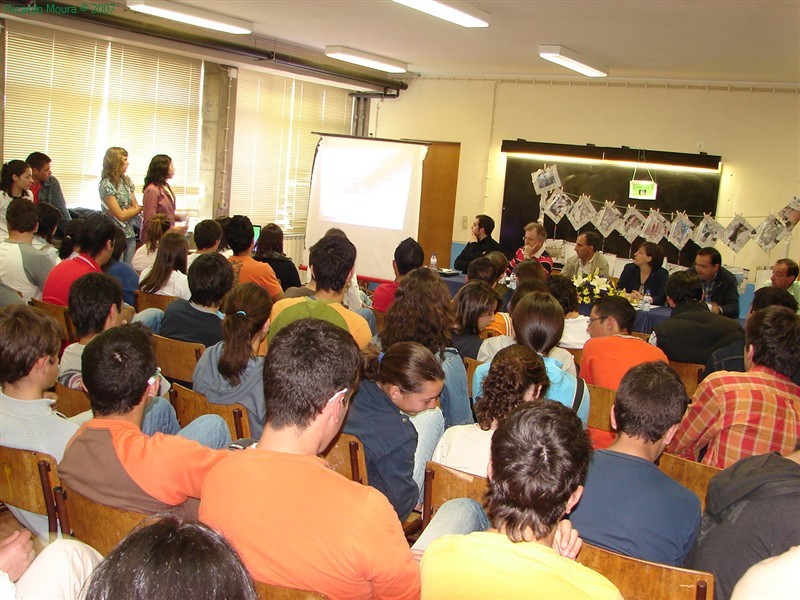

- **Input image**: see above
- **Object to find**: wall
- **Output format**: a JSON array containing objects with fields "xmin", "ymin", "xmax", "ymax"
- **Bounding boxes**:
[{"xmin": 369, "ymin": 79, "xmax": 800, "ymax": 276}]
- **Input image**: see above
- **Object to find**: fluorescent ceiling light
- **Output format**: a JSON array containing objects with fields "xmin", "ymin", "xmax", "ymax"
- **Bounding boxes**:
[
  {"xmin": 538, "ymin": 45, "xmax": 608, "ymax": 78},
  {"xmin": 126, "ymin": 0, "xmax": 253, "ymax": 35},
  {"xmin": 507, "ymin": 153, "xmax": 721, "ymax": 175},
  {"xmin": 324, "ymin": 47, "xmax": 407, "ymax": 74},
  {"xmin": 392, "ymin": 0, "xmax": 489, "ymax": 28}
]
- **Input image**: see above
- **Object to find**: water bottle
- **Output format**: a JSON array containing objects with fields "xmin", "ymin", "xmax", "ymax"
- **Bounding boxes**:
[
  {"xmin": 429, "ymin": 253, "xmax": 438, "ymax": 270},
  {"xmin": 642, "ymin": 289, "xmax": 653, "ymax": 312}
]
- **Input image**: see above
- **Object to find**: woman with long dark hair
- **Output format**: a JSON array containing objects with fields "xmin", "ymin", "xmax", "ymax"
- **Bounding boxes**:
[
  {"xmin": 132, "ymin": 213, "xmax": 170, "ymax": 274},
  {"xmin": 58, "ymin": 217, "xmax": 85, "ymax": 261},
  {"xmin": 1, "ymin": 160, "xmax": 34, "ymax": 241},
  {"xmin": 142, "ymin": 154, "xmax": 185, "ymax": 238},
  {"xmin": 99, "ymin": 147, "xmax": 142, "ymax": 263},
  {"xmin": 253, "ymin": 223, "xmax": 301, "ymax": 290},
  {"xmin": 139, "ymin": 231, "xmax": 190, "ymax": 299},
  {"xmin": 451, "ymin": 281, "xmax": 499, "ymax": 360}
]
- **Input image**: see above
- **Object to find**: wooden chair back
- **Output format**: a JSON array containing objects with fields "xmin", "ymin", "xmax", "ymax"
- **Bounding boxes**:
[
  {"xmin": 54, "ymin": 382, "xmax": 91, "ymax": 418},
  {"xmin": 320, "ymin": 432, "xmax": 368, "ymax": 485},
  {"xmin": 669, "ymin": 361, "xmax": 704, "ymax": 396},
  {"xmin": 587, "ymin": 384, "xmax": 616, "ymax": 433},
  {"xmin": 577, "ymin": 542, "xmax": 714, "ymax": 600},
  {"xmin": 421, "ymin": 461, "xmax": 489, "ymax": 529},
  {"xmin": 658, "ymin": 452, "xmax": 721, "ymax": 511},
  {"xmin": 169, "ymin": 383, "xmax": 251, "ymax": 440},
  {"xmin": 254, "ymin": 581, "xmax": 326, "ymax": 600},
  {"xmin": 565, "ymin": 347, "xmax": 583, "ymax": 368},
  {"xmin": 0, "ymin": 446, "xmax": 60, "ymax": 537},
  {"xmin": 463, "ymin": 358, "xmax": 482, "ymax": 398},
  {"xmin": 631, "ymin": 331, "xmax": 651, "ymax": 342},
  {"xmin": 134, "ymin": 290, "xmax": 179, "ymax": 312},
  {"xmin": 53, "ymin": 484, "xmax": 148, "ymax": 556},
  {"xmin": 151, "ymin": 334, "xmax": 204, "ymax": 384},
  {"xmin": 29, "ymin": 298, "xmax": 75, "ymax": 345}
]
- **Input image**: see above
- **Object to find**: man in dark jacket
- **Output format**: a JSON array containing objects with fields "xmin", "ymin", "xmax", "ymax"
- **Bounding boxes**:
[
  {"xmin": 691, "ymin": 247, "xmax": 740, "ymax": 318},
  {"xmin": 453, "ymin": 214, "xmax": 502, "ymax": 273},
  {"xmin": 651, "ymin": 271, "xmax": 743, "ymax": 364}
]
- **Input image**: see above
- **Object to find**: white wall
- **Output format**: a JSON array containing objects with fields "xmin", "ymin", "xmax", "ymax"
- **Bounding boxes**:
[{"xmin": 370, "ymin": 79, "xmax": 800, "ymax": 276}]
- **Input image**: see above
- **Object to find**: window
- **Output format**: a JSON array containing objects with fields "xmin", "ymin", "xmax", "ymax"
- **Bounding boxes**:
[
  {"xmin": 230, "ymin": 69, "xmax": 354, "ymax": 233},
  {"xmin": 3, "ymin": 21, "xmax": 202, "ymax": 214}
]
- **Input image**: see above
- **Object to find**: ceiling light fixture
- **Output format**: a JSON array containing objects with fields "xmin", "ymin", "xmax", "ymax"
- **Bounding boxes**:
[
  {"xmin": 324, "ymin": 47, "xmax": 408, "ymax": 74},
  {"xmin": 538, "ymin": 45, "xmax": 608, "ymax": 78},
  {"xmin": 392, "ymin": 0, "xmax": 489, "ymax": 28},
  {"xmin": 126, "ymin": 0, "xmax": 254, "ymax": 35}
]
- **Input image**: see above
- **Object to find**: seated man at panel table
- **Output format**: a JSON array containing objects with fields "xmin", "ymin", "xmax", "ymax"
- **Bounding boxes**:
[
  {"xmin": 581, "ymin": 295, "xmax": 668, "ymax": 390},
  {"xmin": 650, "ymin": 270, "xmax": 743, "ymax": 365},
  {"xmin": 58, "ymin": 325, "xmax": 230, "ymax": 518},
  {"xmin": 569, "ymin": 362, "xmax": 700, "ymax": 566},
  {"xmin": 766, "ymin": 258, "xmax": 800, "ymax": 313},
  {"xmin": 372, "ymin": 237, "xmax": 424, "ymax": 313},
  {"xmin": 200, "ymin": 319, "xmax": 419, "ymax": 599},
  {"xmin": 669, "ymin": 306, "xmax": 800, "ymax": 468},
  {"xmin": 507, "ymin": 221, "xmax": 554, "ymax": 276},
  {"xmin": 453, "ymin": 214, "xmax": 502, "ymax": 274},
  {"xmin": 690, "ymin": 246, "xmax": 740, "ymax": 318},
  {"xmin": 559, "ymin": 231, "xmax": 611, "ymax": 280}
]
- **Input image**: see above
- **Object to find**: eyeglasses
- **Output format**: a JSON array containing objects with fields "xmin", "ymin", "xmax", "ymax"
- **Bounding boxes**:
[
  {"xmin": 588, "ymin": 316, "xmax": 607, "ymax": 324},
  {"xmin": 147, "ymin": 367, "xmax": 162, "ymax": 387}
]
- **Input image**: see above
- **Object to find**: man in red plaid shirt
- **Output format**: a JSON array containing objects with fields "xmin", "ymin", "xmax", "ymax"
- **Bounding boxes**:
[{"xmin": 669, "ymin": 306, "xmax": 800, "ymax": 468}]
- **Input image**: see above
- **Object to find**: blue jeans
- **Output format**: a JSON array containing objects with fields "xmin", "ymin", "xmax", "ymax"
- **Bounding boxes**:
[
  {"xmin": 354, "ymin": 306, "xmax": 377, "ymax": 336},
  {"xmin": 410, "ymin": 407, "xmax": 445, "ymax": 503},
  {"xmin": 141, "ymin": 397, "xmax": 230, "ymax": 449},
  {"xmin": 132, "ymin": 307, "xmax": 163, "ymax": 334},
  {"xmin": 440, "ymin": 349, "xmax": 475, "ymax": 428},
  {"xmin": 123, "ymin": 237, "xmax": 137, "ymax": 264},
  {"xmin": 411, "ymin": 498, "xmax": 490, "ymax": 552}
]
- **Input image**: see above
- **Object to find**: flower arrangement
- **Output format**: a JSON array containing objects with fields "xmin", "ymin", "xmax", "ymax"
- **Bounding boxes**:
[{"xmin": 573, "ymin": 271, "xmax": 620, "ymax": 305}]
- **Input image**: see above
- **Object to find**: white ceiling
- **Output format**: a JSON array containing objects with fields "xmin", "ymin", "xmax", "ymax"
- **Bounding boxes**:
[{"xmin": 173, "ymin": 0, "xmax": 800, "ymax": 85}]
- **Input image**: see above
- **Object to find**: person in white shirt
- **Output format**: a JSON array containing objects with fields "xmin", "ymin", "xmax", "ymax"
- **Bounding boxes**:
[
  {"xmin": 0, "ymin": 198, "xmax": 55, "ymax": 301},
  {"xmin": 139, "ymin": 231, "xmax": 190, "ymax": 300}
]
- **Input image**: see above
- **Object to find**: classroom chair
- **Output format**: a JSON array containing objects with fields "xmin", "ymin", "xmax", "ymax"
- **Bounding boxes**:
[
  {"xmin": 319, "ymin": 432, "xmax": 368, "ymax": 485},
  {"xmin": 0, "ymin": 446, "xmax": 60, "ymax": 539},
  {"xmin": 134, "ymin": 290, "xmax": 179, "ymax": 313},
  {"xmin": 151, "ymin": 334, "xmax": 204, "ymax": 386},
  {"xmin": 53, "ymin": 382, "xmax": 91, "ymax": 418},
  {"xmin": 657, "ymin": 452, "xmax": 722, "ymax": 511},
  {"xmin": 421, "ymin": 461, "xmax": 489, "ymax": 530},
  {"xmin": 669, "ymin": 361, "xmax": 705, "ymax": 396},
  {"xmin": 29, "ymin": 297, "xmax": 75, "ymax": 346},
  {"xmin": 169, "ymin": 383, "xmax": 251, "ymax": 440}
]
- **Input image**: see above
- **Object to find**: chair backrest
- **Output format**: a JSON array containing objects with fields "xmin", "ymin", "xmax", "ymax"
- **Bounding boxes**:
[
  {"xmin": 463, "ymin": 358, "xmax": 482, "ymax": 398},
  {"xmin": 421, "ymin": 461, "xmax": 489, "ymax": 529},
  {"xmin": 0, "ymin": 446, "xmax": 60, "ymax": 537},
  {"xmin": 134, "ymin": 290, "xmax": 179, "ymax": 312},
  {"xmin": 668, "ymin": 361, "xmax": 704, "ymax": 396},
  {"xmin": 54, "ymin": 382, "xmax": 91, "ymax": 418},
  {"xmin": 169, "ymin": 383, "xmax": 251, "ymax": 440},
  {"xmin": 577, "ymin": 542, "xmax": 714, "ymax": 600},
  {"xmin": 587, "ymin": 384, "xmax": 616, "ymax": 433},
  {"xmin": 29, "ymin": 297, "xmax": 74, "ymax": 345},
  {"xmin": 320, "ymin": 432, "xmax": 368, "ymax": 485},
  {"xmin": 53, "ymin": 484, "xmax": 148, "ymax": 556},
  {"xmin": 151, "ymin": 334, "xmax": 204, "ymax": 383},
  {"xmin": 630, "ymin": 331, "xmax": 651, "ymax": 342},
  {"xmin": 565, "ymin": 347, "xmax": 583, "ymax": 367},
  {"xmin": 657, "ymin": 452, "xmax": 721, "ymax": 511},
  {"xmin": 253, "ymin": 581, "xmax": 326, "ymax": 600}
]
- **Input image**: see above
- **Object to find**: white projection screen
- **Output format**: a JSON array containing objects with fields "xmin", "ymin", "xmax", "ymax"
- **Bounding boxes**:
[{"xmin": 306, "ymin": 135, "xmax": 429, "ymax": 281}]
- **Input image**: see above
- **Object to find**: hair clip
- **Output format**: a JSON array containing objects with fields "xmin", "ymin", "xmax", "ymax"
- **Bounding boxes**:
[
  {"xmin": 378, "ymin": 351, "xmax": 385, "ymax": 363},
  {"xmin": 236, "ymin": 310, "xmax": 247, "ymax": 316}
]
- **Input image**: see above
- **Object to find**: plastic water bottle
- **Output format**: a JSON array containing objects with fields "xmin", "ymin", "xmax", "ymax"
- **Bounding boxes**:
[
  {"xmin": 642, "ymin": 289, "xmax": 653, "ymax": 312},
  {"xmin": 429, "ymin": 253, "xmax": 438, "ymax": 270}
]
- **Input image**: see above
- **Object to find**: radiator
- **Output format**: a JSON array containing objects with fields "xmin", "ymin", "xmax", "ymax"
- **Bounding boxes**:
[{"xmin": 284, "ymin": 234, "xmax": 307, "ymax": 281}]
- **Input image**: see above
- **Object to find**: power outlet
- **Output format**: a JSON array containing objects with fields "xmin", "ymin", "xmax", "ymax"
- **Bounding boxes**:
[{"xmin": 462, "ymin": 216, "xmax": 469, "ymax": 229}]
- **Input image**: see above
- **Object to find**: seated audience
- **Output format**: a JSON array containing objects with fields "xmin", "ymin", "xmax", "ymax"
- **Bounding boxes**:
[
  {"xmin": 27, "ymin": 151, "xmax": 71, "ymax": 232},
  {"xmin": 84, "ymin": 515, "xmax": 257, "ymax": 600},
  {"xmin": 43, "ymin": 212, "xmax": 116, "ymax": 306},
  {"xmin": 486, "ymin": 251, "xmax": 511, "ymax": 302},
  {"xmin": 670, "ymin": 306, "xmax": 800, "ymax": 468},
  {"xmin": 187, "ymin": 219, "xmax": 222, "ymax": 267},
  {"xmin": 651, "ymin": 270, "xmax": 743, "ymax": 364},
  {"xmin": 160, "ymin": 253, "xmax": 234, "ymax": 347},
  {"xmin": 704, "ymin": 286, "xmax": 799, "ymax": 384},
  {"xmin": 569, "ymin": 362, "xmax": 700, "ymax": 566},
  {"xmin": 270, "ymin": 233, "xmax": 371, "ymax": 348},
  {"xmin": 766, "ymin": 258, "xmax": 800, "ymax": 312},
  {"xmin": 420, "ymin": 402, "xmax": 620, "ymax": 599},
  {"xmin": 468, "ymin": 256, "xmax": 511, "ymax": 338},
  {"xmin": 691, "ymin": 247, "xmax": 740, "ymax": 318},
  {"xmin": 132, "ymin": 213, "xmax": 170, "ymax": 274},
  {"xmin": 581, "ymin": 295, "xmax": 668, "ymax": 390},
  {"xmin": 57, "ymin": 217, "xmax": 85, "ymax": 261},
  {"xmin": 0, "ymin": 159, "xmax": 34, "ymax": 242},
  {"xmin": 215, "ymin": 216, "xmax": 232, "ymax": 257},
  {"xmin": 507, "ymin": 221, "xmax": 554, "ymax": 276},
  {"xmin": 559, "ymin": 231, "xmax": 611, "ymax": 279},
  {"xmin": 139, "ymin": 231, "xmax": 190, "ymax": 299},
  {"xmin": 379, "ymin": 267, "xmax": 473, "ymax": 428},
  {"xmin": 473, "ymin": 292, "xmax": 588, "ymax": 425},
  {"xmin": 323, "ymin": 227, "xmax": 367, "ymax": 313},
  {"xmin": 548, "ymin": 274, "xmax": 590, "ymax": 349},
  {"xmin": 685, "ymin": 448, "xmax": 800, "ymax": 600},
  {"xmin": 32, "ymin": 201, "xmax": 61, "ymax": 263},
  {"xmin": 0, "ymin": 281, "xmax": 25, "ymax": 307},
  {"xmin": 617, "ymin": 242, "xmax": 669, "ymax": 305},
  {"xmin": 343, "ymin": 342, "xmax": 445, "ymax": 521},
  {"xmin": 454, "ymin": 214, "xmax": 501, "ymax": 273},
  {"xmin": 450, "ymin": 281, "xmax": 499, "ymax": 360},
  {"xmin": 432, "ymin": 344, "xmax": 548, "ymax": 477},
  {"xmin": 103, "ymin": 226, "xmax": 140, "ymax": 306},
  {"xmin": 0, "ymin": 198, "xmax": 54, "ymax": 301},
  {"xmin": 194, "ymin": 283, "xmax": 272, "ymax": 439},
  {"xmin": 58, "ymin": 324, "xmax": 231, "ymax": 517},
  {"xmin": 253, "ymin": 223, "xmax": 301, "ymax": 291},
  {"xmin": 226, "ymin": 215, "xmax": 282, "ymax": 299},
  {"xmin": 200, "ymin": 319, "xmax": 419, "ymax": 598},
  {"xmin": 372, "ymin": 237, "xmax": 424, "ymax": 313}
]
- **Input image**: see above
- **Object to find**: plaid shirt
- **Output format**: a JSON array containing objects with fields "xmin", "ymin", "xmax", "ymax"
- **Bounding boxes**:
[
  {"xmin": 700, "ymin": 275, "xmax": 716, "ymax": 304},
  {"xmin": 669, "ymin": 366, "xmax": 800, "ymax": 468}
]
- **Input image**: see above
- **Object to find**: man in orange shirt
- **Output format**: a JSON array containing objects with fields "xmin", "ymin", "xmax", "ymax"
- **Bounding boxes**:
[
  {"xmin": 581, "ymin": 295, "xmax": 667, "ymax": 390},
  {"xmin": 200, "ymin": 319, "xmax": 419, "ymax": 599},
  {"xmin": 226, "ymin": 215, "xmax": 283, "ymax": 300}
]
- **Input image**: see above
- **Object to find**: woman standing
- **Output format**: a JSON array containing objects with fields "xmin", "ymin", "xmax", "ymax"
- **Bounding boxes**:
[
  {"xmin": 142, "ymin": 154, "xmax": 184, "ymax": 238},
  {"xmin": 617, "ymin": 242, "xmax": 669, "ymax": 305},
  {"xmin": 139, "ymin": 231, "xmax": 190, "ymax": 299},
  {"xmin": 0, "ymin": 160, "xmax": 34, "ymax": 241},
  {"xmin": 99, "ymin": 147, "xmax": 142, "ymax": 263}
]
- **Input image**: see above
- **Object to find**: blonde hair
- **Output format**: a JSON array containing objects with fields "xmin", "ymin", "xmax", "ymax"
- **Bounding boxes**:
[{"xmin": 102, "ymin": 147, "xmax": 132, "ymax": 187}]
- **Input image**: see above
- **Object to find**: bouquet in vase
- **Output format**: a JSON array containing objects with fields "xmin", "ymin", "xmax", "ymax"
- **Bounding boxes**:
[{"xmin": 573, "ymin": 271, "xmax": 619, "ymax": 305}]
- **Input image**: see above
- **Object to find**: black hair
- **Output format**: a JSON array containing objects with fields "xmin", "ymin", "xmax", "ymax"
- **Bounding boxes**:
[
  {"xmin": 188, "ymin": 253, "xmax": 234, "ymax": 307},
  {"xmin": 476, "ymin": 214, "xmax": 495, "ymax": 236},
  {"xmin": 751, "ymin": 286, "xmax": 798, "ymax": 313},
  {"xmin": 547, "ymin": 275, "xmax": 580, "ymax": 314},
  {"xmin": 746, "ymin": 306, "xmax": 800, "ymax": 378},
  {"xmin": 193, "ymin": 219, "xmax": 223, "ymax": 251},
  {"xmin": 59, "ymin": 218, "xmax": 86, "ymax": 260},
  {"xmin": 453, "ymin": 281, "xmax": 499, "ymax": 335},
  {"xmin": 81, "ymin": 213, "xmax": 118, "ymax": 258},
  {"xmin": 696, "ymin": 247, "xmax": 722, "ymax": 266},
  {"xmin": 0, "ymin": 160, "xmax": 30, "ymax": 195},
  {"xmin": 25, "ymin": 152, "xmax": 51, "ymax": 170},
  {"xmin": 512, "ymin": 291, "xmax": 564, "ymax": 354},
  {"xmin": 592, "ymin": 295, "xmax": 636, "ymax": 333},
  {"xmin": 308, "ymin": 234, "xmax": 357, "ymax": 293},
  {"xmin": 467, "ymin": 257, "xmax": 496, "ymax": 285},
  {"xmin": 35, "ymin": 202, "xmax": 61, "ymax": 243},
  {"xmin": 69, "ymin": 273, "xmax": 123, "ymax": 339},
  {"xmin": 225, "ymin": 215, "xmax": 255, "ymax": 255},
  {"xmin": 776, "ymin": 258, "xmax": 799, "ymax": 279},
  {"xmin": 394, "ymin": 237, "xmax": 424, "ymax": 276},
  {"xmin": 666, "ymin": 270, "xmax": 704, "ymax": 305},
  {"xmin": 6, "ymin": 197, "xmax": 38, "ymax": 233}
]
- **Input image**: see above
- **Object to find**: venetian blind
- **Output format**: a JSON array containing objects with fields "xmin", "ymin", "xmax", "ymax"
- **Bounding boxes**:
[
  {"xmin": 230, "ymin": 69, "xmax": 353, "ymax": 234},
  {"xmin": 3, "ymin": 21, "xmax": 202, "ymax": 214}
]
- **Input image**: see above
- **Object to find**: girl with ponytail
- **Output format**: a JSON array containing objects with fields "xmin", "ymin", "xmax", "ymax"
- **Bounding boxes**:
[
  {"xmin": 132, "ymin": 213, "xmax": 170, "ymax": 273},
  {"xmin": 193, "ymin": 283, "xmax": 273, "ymax": 438}
]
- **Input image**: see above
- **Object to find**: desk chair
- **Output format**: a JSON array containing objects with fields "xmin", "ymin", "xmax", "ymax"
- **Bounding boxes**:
[
  {"xmin": 29, "ymin": 298, "xmax": 75, "ymax": 346},
  {"xmin": 134, "ymin": 290, "xmax": 178, "ymax": 312},
  {"xmin": 151, "ymin": 334, "xmax": 204, "ymax": 386},
  {"xmin": 669, "ymin": 361, "xmax": 705, "ymax": 396},
  {"xmin": 169, "ymin": 383, "xmax": 251, "ymax": 440},
  {"xmin": 0, "ymin": 446, "xmax": 60, "ymax": 539},
  {"xmin": 657, "ymin": 452, "xmax": 721, "ymax": 511},
  {"xmin": 587, "ymin": 384, "xmax": 616, "ymax": 433},
  {"xmin": 320, "ymin": 432, "xmax": 367, "ymax": 485},
  {"xmin": 421, "ymin": 461, "xmax": 489, "ymax": 530},
  {"xmin": 53, "ymin": 382, "xmax": 91, "ymax": 418}
]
